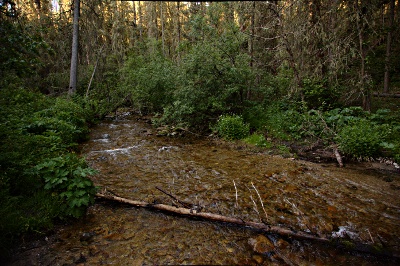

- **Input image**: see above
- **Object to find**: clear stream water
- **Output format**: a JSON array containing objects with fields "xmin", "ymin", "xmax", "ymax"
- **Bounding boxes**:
[{"xmin": 8, "ymin": 113, "xmax": 400, "ymax": 265}]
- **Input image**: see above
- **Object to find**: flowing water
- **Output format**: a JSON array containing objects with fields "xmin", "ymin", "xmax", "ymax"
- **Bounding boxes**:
[{"xmin": 8, "ymin": 113, "xmax": 400, "ymax": 265}]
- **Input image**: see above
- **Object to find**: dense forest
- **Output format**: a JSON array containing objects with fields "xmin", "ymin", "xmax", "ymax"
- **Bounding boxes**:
[{"xmin": 1, "ymin": 0, "xmax": 400, "ymax": 259}]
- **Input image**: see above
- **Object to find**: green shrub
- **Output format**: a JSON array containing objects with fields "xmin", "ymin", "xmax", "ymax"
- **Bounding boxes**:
[
  {"xmin": 215, "ymin": 115, "xmax": 249, "ymax": 140},
  {"xmin": 0, "ymin": 88, "xmax": 98, "ymax": 258},
  {"xmin": 303, "ymin": 78, "xmax": 341, "ymax": 110},
  {"xmin": 33, "ymin": 154, "xmax": 97, "ymax": 218},
  {"xmin": 263, "ymin": 102, "xmax": 305, "ymax": 141},
  {"xmin": 336, "ymin": 119, "xmax": 388, "ymax": 158},
  {"xmin": 119, "ymin": 51, "xmax": 176, "ymax": 113}
]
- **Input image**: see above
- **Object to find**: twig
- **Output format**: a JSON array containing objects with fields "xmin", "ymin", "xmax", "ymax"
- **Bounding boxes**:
[
  {"xmin": 246, "ymin": 185, "xmax": 261, "ymax": 221},
  {"xmin": 367, "ymin": 229, "xmax": 374, "ymax": 243},
  {"xmin": 250, "ymin": 195, "xmax": 260, "ymax": 218},
  {"xmin": 251, "ymin": 182, "xmax": 268, "ymax": 221},
  {"xmin": 233, "ymin": 179, "xmax": 239, "ymax": 208},
  {"xmin": 155, "ymin": 186, "xmax": 193, "ymax": 209},
  {"xmin": 284, "ymin": 198, "xmax": 313, "ymax": 233},
  {"xmin": 86, "ymin": 44, "xmax": 104, "ymax": 98}
]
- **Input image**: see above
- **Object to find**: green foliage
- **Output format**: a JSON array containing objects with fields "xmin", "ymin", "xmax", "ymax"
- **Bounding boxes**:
[
  {"xmin": 336, "ymin": 119, "xmax": 389, "ymax": 158},
  {"xmin": 122, "ymin": 13, "xmax": 253, "ymax": 128},
  {"xmin": 33, "ymin": 154, "xmax": 97, "ymax": 218},
  {"xmin": 302, "ymin": 78, "xmax": 341, "ymax": 110},
  {"xmin": 119, "ymin": 51, "xmax": 176, "ymax": 113},
  {"xmin": 261, "ymin": 104, "xmax": 400, "ymax": 162},
  {"xmin": 161, "ymin": 41, "xmax": 253, "ymax": 127},
  {"xmin": 242, "ymin": 104, "xmax": 269, "ymax": 131},
  {"xmin": 263, "ymin": 102, "xmax": 305, "ymax": 141},
  {"xmin": 215, "ymin": 115, "xmax": 249, "ymax": 141},
  {"xmin": 0, "ymin": 88, "xmax": 97, "ymax": 258},
  {"xmin": 0, "ymin": 20, "xmax": 43, "ymax": 78},
  {"xmin": 244, "ymin": 134, "xmax": 271, "ymax": 148},
  {"xmin": 28, "ymin": 98, "xmax": 90, "ymax": 145}
]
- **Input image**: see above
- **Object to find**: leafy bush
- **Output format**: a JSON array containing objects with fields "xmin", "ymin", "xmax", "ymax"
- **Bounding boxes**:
[
  {"xmin": 263, "ymin": 102, "xmax": 305, "ymax": 141},
  {"xmin": 302, "ymin": 78, "xmax": 341, "ymax": 110},
  {"xmin": 161, "ymin": 42, "xmax": 252, "ymax": 127},
  {"xmin": 336, "ymin": 119, "xmax": 388, "ymax": 158},
  {"xmin": 119, "ymin": 50, "xmax": 176, "ymax": 113},
  {"xmin": 33, "ymin": 154, "xmax": 97, "ymax": 218},
  {"xmin": 0, "ymin": 88, "xmax": 97, "ymax": 258},
  {"xmin": 26, "ymin": 98, "xmax": 90, "ymax": 145},
  {"xmin": 215, "ymin": 115, "xmax": 249, "ymax": 140}
]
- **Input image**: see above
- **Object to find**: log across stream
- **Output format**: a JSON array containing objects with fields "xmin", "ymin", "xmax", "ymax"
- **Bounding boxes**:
[
  {"xmin": 96, "ymin": 191, "xmax": 399, "ymax": 260},
  {"xmin": 96, "ymin": 192, "xmax": 330, "ymax": 242}
]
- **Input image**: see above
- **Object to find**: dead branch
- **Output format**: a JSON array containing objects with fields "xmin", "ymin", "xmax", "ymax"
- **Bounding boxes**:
[
  {"xmin": 96, "ymin": 192, "xmax": 328, "ymax": 242},
  {"xmin": 251, "ymin": 182, "xmax": 268, "ymax": 221},
  {"xmin": 95, "ymin": 192, "xmax": 400, "ymax": 259},
  {"xmin": 373, "ymin": 93, "xmax": 400, "ymax": 98},
  {"xmin": 155, "ymin": 186, "xmax": 193, "ymax": 209},
  {"xmin": 233, "ymin": 179, "xmax": 239, "ymax": 208}
]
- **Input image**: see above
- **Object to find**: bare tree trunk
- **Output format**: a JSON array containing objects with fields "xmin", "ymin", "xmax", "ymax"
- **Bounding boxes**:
[
  {"xmin": 383, "ymin": 0, "xmax": 395, "ymax": 93},
  {"xmin": 355, "ymin": 1, "xmax": 370, "ymax": 111},
  {"xmin": 176, "ymin": 1, "xmax": 181, "ymax": 63},
  {"xmin": 69, "ymin": 0, "xmax": 80, "ymax": 96},
  {"xmin": 247, "ymin": 1, "xmax": 256, "ymax": 100},
  {"xmin": 249, "ymin": 1, "xmax": 255, "ymax": 68},
  {"xmin": 138, "ymin": 1, "xmax": 143, "ymax": 40},
  {"xmin": 132, "ymin": 0, "xmax": 137, "ymax": 43},
  {"xmin": 160, "ymin": 1, "xmax": 165, "ymax": 56},
  {"xmin": 146, "ymin": 2, "xmax": 156, "ymax": 39}
]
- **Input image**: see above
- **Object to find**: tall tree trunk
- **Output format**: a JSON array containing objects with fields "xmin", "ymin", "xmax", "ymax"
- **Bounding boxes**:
[
  {"xmin": 355, "ymin": 1, "xmax": 370, "ymax": 111},
  {"xmin": 383, "ymin": 0, "xmax": 395, "ymax": 93},
  {"xmin": 160, "ymin": 1, "xmax": 165, "ymax": 56},
  {"xmin": 146, "ymin": 2, "xmax": 156, "ymax": 39},
  {"xmin": 138, "ymin": 1, "xmax": 143, "ymax": 40},
  {"xmin": 249, "ymin": 1, "xmax": 255, "ymax": 68},
  {"xmin": 176, "ymin": 1, "xmax": 181, "ymax": 63},
  {"xmin": 69, "ymin": 0, "xmax": 80, "ymax": 95},
  {"xmin": 247, "ymin": 1, "xmax": 256, "ymax": 100}
]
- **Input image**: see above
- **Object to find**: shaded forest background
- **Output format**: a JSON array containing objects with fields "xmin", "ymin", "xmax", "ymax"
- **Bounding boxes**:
[{"xmin": 1, "ymin": 0, "xmax": 400, "ymax": 260}]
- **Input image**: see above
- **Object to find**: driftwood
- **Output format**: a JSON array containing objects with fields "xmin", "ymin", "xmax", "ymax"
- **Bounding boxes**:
[
  {"xmin": 95, "ymin": 192, "xmax": 400, "ymax": 260},
  {"xmin": 96, "ymin": 192, "xmax": 329, "ymax": 242}
]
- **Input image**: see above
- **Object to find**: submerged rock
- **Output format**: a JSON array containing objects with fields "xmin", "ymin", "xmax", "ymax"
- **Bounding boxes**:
[
  {"xmin": 80, "ymin": 231, "xmax": 96, "ymax": 243},
  {"xmin": 248, "ymin": 234, "xmax": 275, "ymax": 254}
]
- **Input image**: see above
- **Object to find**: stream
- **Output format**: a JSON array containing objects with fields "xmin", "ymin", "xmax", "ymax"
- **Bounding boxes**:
[{"xmin": 8, "ymin": 112, "xmax": 400, "ymax": 265}]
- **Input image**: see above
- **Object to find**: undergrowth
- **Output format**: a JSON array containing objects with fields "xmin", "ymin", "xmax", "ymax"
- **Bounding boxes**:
[{"xmin": 0, "ymin": 88, "xmax": 97, "ymax": 259}]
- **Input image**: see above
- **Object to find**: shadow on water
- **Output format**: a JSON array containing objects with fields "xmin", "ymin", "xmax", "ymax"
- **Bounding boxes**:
[{"xmin": 8, "ymin": 113, "xmax": 400, "ymax": 265}]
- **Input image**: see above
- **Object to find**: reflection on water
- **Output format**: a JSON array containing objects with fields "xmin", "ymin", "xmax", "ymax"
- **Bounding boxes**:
[{"xmin": 8, "ymin": 114, "xmax": 400, "ymax": 265}]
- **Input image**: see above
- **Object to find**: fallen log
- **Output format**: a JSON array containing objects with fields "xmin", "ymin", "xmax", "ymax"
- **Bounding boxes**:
[
  {"xmin": 373, "ymin": 93, "xmax": 400, "ymax": 98},
  {"xmin": 95, "ymin": 192, "xmax": 400, "ymax": 260},
  {"xmin": 96, "ymin": 192, "xmax": 329, "ymax": 242}
]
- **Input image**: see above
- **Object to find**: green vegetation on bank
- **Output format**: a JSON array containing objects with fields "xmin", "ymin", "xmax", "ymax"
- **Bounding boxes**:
[{"xmin": 0, "ymin": 89, "xmax": 97, "ymax": 258}]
